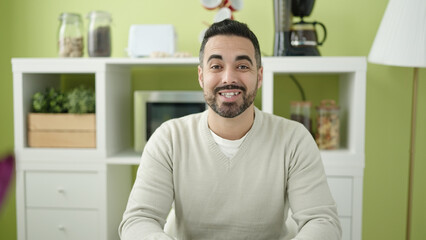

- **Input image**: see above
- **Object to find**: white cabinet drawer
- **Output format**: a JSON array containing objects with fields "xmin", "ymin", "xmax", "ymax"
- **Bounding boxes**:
[
  {"xmin": 327, "ymin": 177, "xmax": 353, "ymax": 217},
  {"xmin": 25, "ymin": 171, "xmax": 100, "ymax": 208},
  {"xmin": 340, "ymin": 217, "xmax": 351, "ymax": 240},
  {"xmin": 27, "ymin": 208, "xmax": 99, "ymax": 240}
]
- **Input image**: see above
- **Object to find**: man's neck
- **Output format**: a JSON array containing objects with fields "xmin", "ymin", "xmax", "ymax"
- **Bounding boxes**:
[{"xmin": 207, "ymin": 105, "xmax": 255, "ymax": 140}]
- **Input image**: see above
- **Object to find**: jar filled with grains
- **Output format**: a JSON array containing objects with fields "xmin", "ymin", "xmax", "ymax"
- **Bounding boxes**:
[
  {"xmin": 87, "ymin": 11, "xmax": 112, "ymax": 57},
  {"xmin": 315, "ymin": 100, "xmax": 340, "ymax": 149},
  {"xmin": 58, "ymin": 13, "xmax": 84, "ymax": 57}
]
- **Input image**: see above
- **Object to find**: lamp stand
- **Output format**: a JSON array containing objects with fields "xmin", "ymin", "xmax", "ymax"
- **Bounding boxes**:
[{"xmin": 406, "ymin": 67, "xmax": 419, "ymax": 240}]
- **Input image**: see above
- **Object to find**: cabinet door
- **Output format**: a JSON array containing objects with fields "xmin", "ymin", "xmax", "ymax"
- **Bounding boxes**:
[
  {"xmin": 328, "ymin": 176, "xmax": 354, "ymax": 240},
  {"xmin": 327, "ymin": 176, "xmax": 353, "ymax": 217},
  {"xmin": 27, "ymin": 208, "xmax": 99, "ymax": 240},
  {"xmin": 25, "ymin": 171, "xmax": 100, "ymax": 209},
  {"xmin": 340, "ymin": 217, "xmax": 352, "ymax": 240}
]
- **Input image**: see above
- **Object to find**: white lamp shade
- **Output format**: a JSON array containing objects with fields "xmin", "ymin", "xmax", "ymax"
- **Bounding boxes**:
[{"xmin": 368, "ymin": 0, "xmax": 426, "ymax": 68}]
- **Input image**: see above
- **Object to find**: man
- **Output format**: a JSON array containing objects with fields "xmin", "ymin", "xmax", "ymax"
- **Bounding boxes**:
[{"xmin": 119, "ymin": 19, "xmax": 341, "ymax": 240}]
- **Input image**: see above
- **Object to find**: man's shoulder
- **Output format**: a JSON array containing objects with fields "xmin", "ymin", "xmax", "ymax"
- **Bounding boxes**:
[
  {"xmin": 165, "ymin": 111, "xmax": 205, "ymax": 127},
  {"xmin": 257, "ymin": 109, "xmax": 299, "ymax": 127},
  {"xmin": 156, "ymin": 111, "xmax": 206, "ymax": 136},
  {"xmin": 255, "ymin": 108, "xmax": 310, "ymax": 137},
  {"xmin": 146, "ymin": 111, "xmax": 206, "ymax": 148}
]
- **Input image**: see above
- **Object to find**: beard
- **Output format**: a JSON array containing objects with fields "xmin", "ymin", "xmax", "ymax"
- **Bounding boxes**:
[{"xmin": 204, "ymin": 81, "xmax": 258, "ymax": 118}]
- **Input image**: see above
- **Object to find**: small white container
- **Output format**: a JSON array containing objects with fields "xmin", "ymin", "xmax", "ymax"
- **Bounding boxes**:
[{"xmin": 127, "ymin": 24, "xmax": 176, "ymax": 58}]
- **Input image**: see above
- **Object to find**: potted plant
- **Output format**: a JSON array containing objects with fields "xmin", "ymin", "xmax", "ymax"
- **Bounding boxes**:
[{"xmin": 27, "ymin": 86, "xmax": 96, "ymax": 148}]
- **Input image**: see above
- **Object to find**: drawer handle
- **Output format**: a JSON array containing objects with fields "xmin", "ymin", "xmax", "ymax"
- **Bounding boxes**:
[
  {"xmin": 58, "ymin": 225, "xmax": 66, "ymax": 231},
  {"xmin": 57, "ymin": 187, "xmax": 65, "ymax": 194}
]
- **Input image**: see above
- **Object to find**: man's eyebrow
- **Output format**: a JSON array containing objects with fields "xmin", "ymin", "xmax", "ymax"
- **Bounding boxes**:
[
  {"xmin": 235, "ymin": 55, "xmax": 253, "ymax": 66},
  {"xmin": 207, "ymin": 54, "xmax": 223, "ymax": 63}
]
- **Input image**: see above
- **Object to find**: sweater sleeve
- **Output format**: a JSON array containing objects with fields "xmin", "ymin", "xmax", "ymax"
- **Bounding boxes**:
[
  {"xmin": 286, "ymin": 125, "xmax": 342, "ymax": 240},
  {"xmin": 118, "ymin": 124, "xmax": 176, "ymax": 240}
]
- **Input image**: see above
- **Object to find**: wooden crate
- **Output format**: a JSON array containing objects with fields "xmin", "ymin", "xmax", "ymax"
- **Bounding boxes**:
[{"xmin": 28, "ymin": 113, "xmax": 96, "ymax": 148}]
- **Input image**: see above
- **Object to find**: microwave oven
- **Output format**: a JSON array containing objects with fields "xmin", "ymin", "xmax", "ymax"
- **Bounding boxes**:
[{"xmin": 134, "ymin": 90, "xmax": 207, "ymax": 152}]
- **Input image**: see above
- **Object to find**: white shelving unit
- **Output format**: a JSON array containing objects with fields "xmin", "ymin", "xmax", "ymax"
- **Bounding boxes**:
[
  {"xmin": 12, "ymin": 57, "xmax": 366, "ymax": 240},
  {"xmin": 261, "ymin": 57, "xmax": 366, "ymax": 240}
]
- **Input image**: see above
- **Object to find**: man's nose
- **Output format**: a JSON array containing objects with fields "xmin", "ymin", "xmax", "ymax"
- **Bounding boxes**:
[{"xmin": 221, "ymin": 67, "xmax": 237, "ymax": 85}]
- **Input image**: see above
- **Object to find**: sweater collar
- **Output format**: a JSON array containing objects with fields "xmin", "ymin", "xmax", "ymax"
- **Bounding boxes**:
[
  {"xmin": 201, "ymin": 106, "xmax": 264, "ymax": 147},
  {"xmin": 200, "ymin": 106, "xmax": 264, "ymax": 165}
]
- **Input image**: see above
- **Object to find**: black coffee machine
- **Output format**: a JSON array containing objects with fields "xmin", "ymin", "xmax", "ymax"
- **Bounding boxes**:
[{"xmin": 273, "ymin": 0, "xmax": 327, "ymax": 56}]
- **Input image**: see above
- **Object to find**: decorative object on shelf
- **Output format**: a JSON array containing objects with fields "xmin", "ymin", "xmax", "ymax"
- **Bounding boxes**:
[
  {"xmin": 66, "ymin": 85, "xmax": 96, "ymax": 114},
  {"xmin": 28, "ymin": 86, "xmax": 96, "ymax": 148},
  {"xmin": 199, "ymin": 0, "xmax": 243, "ymax": 41},
  {"xmin": 201, "ymin": 0, "xmax": 223, "ymax": 10},
  {"xmin": 127, "ymin": 24, "xmax": 176, "ymax": 58},
  {"xmin": 58, "ymin": 13, "xmax": 84, "ymax": 57},
  {"xmin": 200, "ymin": 0, "xmax": 243, "ymax": 21},
  {"xmin": 273, "ymin": 0, "xmax": 327, "ymax": 56},
  {"xmin": 290, "ymin": 101, "xmax": 312, "ymax": 134},
  {"xmin": 288, "ymin": 74, "xmax": 312, "ymax": 134},
  {"xmin": 87, "ymin": 11, "xmax": 112, "ymax": 57},
  {"xmin": 28, "ymin": 113, "xmax": 96, "ymax": 148},
  {"xmin": 368, "ymin": 0, "xmax": 426, "ymax": 239},
  {"xmin": 315, "ymin": 100, "xmax": 340, "ymax": 150},
  {"xmin": 32, "ymin": 87, "xmax": 68, "ymax": 113},
  {"xmin": 150, "ymin": 52, "xmax": 192, "ymax": 58}
]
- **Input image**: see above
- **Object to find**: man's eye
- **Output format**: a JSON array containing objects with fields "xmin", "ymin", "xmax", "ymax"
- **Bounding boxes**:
[
  {"xmin": 237, "ymin": 65, "xmax": 249, "ymax": 70},
  {"xmin": 211, "ymin": 65, "xmax": 221, "ymax": 69}
]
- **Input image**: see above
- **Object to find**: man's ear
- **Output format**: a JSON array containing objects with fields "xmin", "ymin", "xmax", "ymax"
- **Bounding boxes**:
[
  {"xmin": 257, "ymin": 66, "xmax": 263, "ymax": 89},
  {"xmin": 198, "ymin": 65, "xmax": 204, "ymax": 89}
]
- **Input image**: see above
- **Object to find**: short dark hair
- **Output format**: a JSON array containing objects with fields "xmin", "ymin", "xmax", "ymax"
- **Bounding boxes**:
[{"xmin": 199, "ymin": 19, "xmax": 262, "ymax": 69}]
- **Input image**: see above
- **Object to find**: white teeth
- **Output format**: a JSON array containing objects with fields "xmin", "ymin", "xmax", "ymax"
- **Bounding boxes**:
[{"xmin": 220, "ymin": 92, "xmax": 240, "ymax": 98}]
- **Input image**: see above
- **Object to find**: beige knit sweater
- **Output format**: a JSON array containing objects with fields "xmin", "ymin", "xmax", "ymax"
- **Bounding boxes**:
[{"xmin": 119, "ymin": 107, "xmax": 341, "ymax": 240}]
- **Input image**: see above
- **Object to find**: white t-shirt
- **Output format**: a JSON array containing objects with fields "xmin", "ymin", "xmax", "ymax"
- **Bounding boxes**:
[{"xmin": 209, "ymin": 130, "xmax": 247, "ymax": 158}]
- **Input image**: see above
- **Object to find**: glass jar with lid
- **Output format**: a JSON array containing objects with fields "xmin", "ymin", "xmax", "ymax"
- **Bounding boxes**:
[
  {"xmin": 315, "ymin": 99, "xmax": 340, "ymax": 149},
  {"xmin": 58, "ymin": 13, "xmax": 84, "ymax": 57},
  {"xmin": 87, "ymin": 11, "xmax": 112, "ymax": 57},
  {"xmin": 290, "ymin": 101, "xmax": 312, "ymax": 134}
]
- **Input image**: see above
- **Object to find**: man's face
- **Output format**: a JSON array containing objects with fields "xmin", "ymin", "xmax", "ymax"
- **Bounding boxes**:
[{"xmin": 198, "ymin": 35, "xmax": 263, "ymax": 118}]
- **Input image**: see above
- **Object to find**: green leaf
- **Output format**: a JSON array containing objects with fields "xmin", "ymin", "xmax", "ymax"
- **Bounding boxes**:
[{"xmin": 66, "ymin": 85, "xmax": 96, "ymax": 114}]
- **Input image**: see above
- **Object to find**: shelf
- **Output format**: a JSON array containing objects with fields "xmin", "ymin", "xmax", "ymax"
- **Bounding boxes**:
[
  {"xmin": 12, "ymin": 57, "xmax": 366, "ymax": 240},
  {"xmin": 16, "ymin": 148, "xmax": 103, "ymax": 163},
  {"xmin": 12, "ymin": 56, "xmax": 366, "ymax": 73},
  {"xmin": 107, "ymin": 149, "xmax": 141, "ymax": 165},
  {"xmin": 12, "ymin": 57, "xmax": 366, "ymax": 170},
  {"xmin": 262, "ymin": 57, "xmax": 366, "ymax": 73},
  {"xmin": 12, "ymin": 57, "xmax": 200, "ymax": 73}
]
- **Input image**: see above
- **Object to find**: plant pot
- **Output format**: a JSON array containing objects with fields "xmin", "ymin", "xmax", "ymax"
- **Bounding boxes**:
[{"xmin": 27, "ymin": 113, "xmax": 96, "ymax": 148}]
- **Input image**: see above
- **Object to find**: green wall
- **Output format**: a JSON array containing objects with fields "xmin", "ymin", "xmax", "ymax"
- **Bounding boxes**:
[
  {"xmin": 0, "ymin": 0, "xmax": 16, "ymax": 238},
  {"xmin": 1, "ymin": 0, "xmax": 425, "ymax": 239}
]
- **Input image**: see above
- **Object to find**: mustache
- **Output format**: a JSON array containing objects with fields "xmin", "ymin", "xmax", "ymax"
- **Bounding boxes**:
[{"xmin": 214, "ymin": 84, "xmax": 246, "ymax": 94}]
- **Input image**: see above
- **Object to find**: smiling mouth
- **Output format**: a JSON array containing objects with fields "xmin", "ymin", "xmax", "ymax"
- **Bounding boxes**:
[
  {"xmin": 215, "ymin": 85, "xmax": 245, "ymax": 99},
  {"xmin": 219, "ymin": 91, "xmax": 241, "ymax": 98}
]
